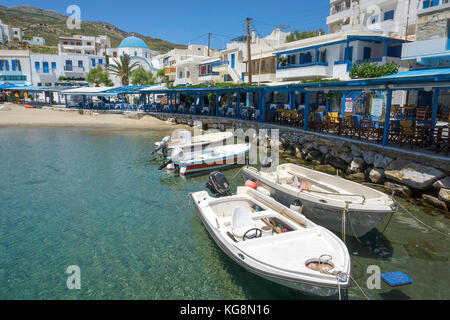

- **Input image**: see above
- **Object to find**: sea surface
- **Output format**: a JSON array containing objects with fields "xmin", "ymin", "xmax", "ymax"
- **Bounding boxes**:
[{"xmin": 0, "ymin": 128, "xmax": 448, "ymax": 300}]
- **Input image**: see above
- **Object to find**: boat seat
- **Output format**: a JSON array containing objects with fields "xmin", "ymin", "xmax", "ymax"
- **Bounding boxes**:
[{"xmin": 232, "ymin": 207, "xmax": 257, "ymax": 238}]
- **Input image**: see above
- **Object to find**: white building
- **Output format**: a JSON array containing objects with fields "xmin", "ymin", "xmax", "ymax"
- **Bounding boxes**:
[
  {"xmin": 327, "ymin": 0, "xmax": 420, "ymax": 40},
  {"xmin": 0, "ymin": 50, "xmax": 31, "ymax": 86},
  {"xmin": 0, "ymin": 20, "xmax": 23, "ymax": 44},
  {"xmin": 30, "ymin": 53, "xmax": 105, "ymax": 86},
  {"xmin": 159, "ymin": 45, "xmax": 220, "ymax": 86},
  {"xmin": 273, "ymin": 31, "xmax": 409, "ymax": 82},
  {"xmin": 23, "ymin": 36, "xmax": 46, "ymax": 46},
  {"xmin": 58, "ymin": 35, "xmax": 111, "ymax": 56},
  {"xmin": 106, "ymin": 36, "xmax": 160, "ymax": 86}
]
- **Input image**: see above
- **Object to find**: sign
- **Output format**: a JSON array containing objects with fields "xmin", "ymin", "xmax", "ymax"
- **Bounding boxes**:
[
  {"xmin": 371, "ymin": 98, "xmax": 384, "ymax": 117},
  {"xmin": 345, "ymin": 98, "xmax": 353, "ymax": 113}
]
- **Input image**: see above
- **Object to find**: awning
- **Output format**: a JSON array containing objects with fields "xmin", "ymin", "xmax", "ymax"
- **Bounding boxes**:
[{"xmin": 382, "ymin": 68, "xmax": 450, "ymax": 79}]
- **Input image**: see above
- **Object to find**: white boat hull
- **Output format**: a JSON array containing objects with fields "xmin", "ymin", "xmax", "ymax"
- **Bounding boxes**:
[
  {"xmin": 243, "ymin": 166, "xmax": 396, "ymax": 237},
  {"xmin": 190, "ymin": 190, "xmax": 352, "ymax": 297}
]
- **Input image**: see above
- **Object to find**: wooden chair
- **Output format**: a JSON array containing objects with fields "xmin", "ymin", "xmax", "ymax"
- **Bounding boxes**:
[
  {"xmin": 399, "ymin": 120, "xmax": 416, "ymax": 147},
  {"xmin": 415, "ymin": 108, "xmax": 427, "ymax": 121}
]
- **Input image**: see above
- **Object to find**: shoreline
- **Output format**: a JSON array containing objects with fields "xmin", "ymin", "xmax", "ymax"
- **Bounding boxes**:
[{"xmin": 0, "ymin": 104, "xmax": 189, "ymax": 131}]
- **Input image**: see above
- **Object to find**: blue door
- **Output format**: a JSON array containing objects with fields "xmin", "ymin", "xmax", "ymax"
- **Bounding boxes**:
[
  {"xmin": 231, "ymin": 54, "xmax": 235, "ymax": 69},
  {"xmin": 345, "ymin": 46, "xmax": 353, "ymax": 62}
]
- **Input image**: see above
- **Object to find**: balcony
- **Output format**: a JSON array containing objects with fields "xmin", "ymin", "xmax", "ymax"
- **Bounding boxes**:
[
  {"xmin": 164, "ymin": 67, "xmax": 176, "ymax": 75},
  {"xmin": 276, "ymin": 62, "xmax": 330, "ymax": 80},
  {"xmin": 327, "ymin": 8, "xmax": 352, "ymax": 24},
  {"xmin": 402, "ymin": 37, "xmax": 449, "ymax": 60},
  {"xmin": 64, "ymin": 66, "xmax": 86, "ymax": 72}
]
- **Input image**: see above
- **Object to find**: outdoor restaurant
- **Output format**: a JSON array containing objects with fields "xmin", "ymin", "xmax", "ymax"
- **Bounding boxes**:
[{"xmin": 5, "ymin": 68, "xmax": 450, "ymax": 155}]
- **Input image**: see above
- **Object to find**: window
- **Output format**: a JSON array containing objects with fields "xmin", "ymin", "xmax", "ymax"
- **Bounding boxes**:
[
  {"xmin": 5, "ymin": 60, "xmax": 9, "ymax": 71},
  {"xmin": 0, "ymin": 60, "xmax": 3, "ymax": 71},
  {"xmin": 384, "ymin": 10, "xmax": 394, "ymax": 21},
  {"xmin": 35, "ymin": 61, "xmax": 40, "ymax": 71},
  {"xmin": 51, "ymin": 62, "xmax": 56, "ymax": 69},
  {"xmin": 370, "ymin": 15, "xmax": 379, "ymax": 24},
  {"xmin": 186, "ymin": 71, "xmax": 190, "ymax": 78},
  {"xmin": 78, "ymin": 61, "xmax": 83, "ymax": 68},
  {"xmin": 179, "ymin": 71, "xmax": 183, "ymax": 78},
  {"xmin": 91, "ymin": 58, "xmax": 96, "ymax": 67},
  {"xmin": 363, "ymin": 47, "xmax": 372, "ymax": 60},
  {"xmin": 43, "ymin": 62, "xmax": 49, "ymax": 74},
  {"xmin": 65, "ymin": 60, "xmax": 73, "ymax": 71},
  {"xmin": 98, "ymin": 59, "xmax": 103, "ymax": 65}
]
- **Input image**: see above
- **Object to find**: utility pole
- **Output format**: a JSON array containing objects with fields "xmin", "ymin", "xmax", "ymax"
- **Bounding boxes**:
[
  {"xmin": 246, "ymin": 17, "xmax": 253, "ymax": 84},
  {"xmin": 208, "ymin": 32, "xmax": 211, "ymax": 57},
  {"xmin": 404, "ymin": 0, "xmax": 411, "ymax": 41}
]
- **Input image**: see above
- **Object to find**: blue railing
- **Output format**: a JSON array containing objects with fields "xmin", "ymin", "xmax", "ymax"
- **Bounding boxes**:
[{"xmin": 277, "ymin": 62, "xmax": 328, "ymax": 70}]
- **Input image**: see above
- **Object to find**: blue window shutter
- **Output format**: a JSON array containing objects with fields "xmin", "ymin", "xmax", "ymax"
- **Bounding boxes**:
[
  {"xmin": 35, "ymin": 61, "xmax": 40, "ymax": 70},
  {"xmin": 5, "ymin": 60, "xmax": 9, "ymax": 71},
  {"xmin": 17, "ymin": 60, "xmax": 21, "ymax": 71},
  {"xmin": 51, "ymin": 62, "xmax": 56, "ymax": 69},
  {"xmin": 384, "ymin": 10, "xmax": 394, "ymax": 21},
  {"xmin": 0, "ymin": 60, "xmax": 3, "ymax": 71},
  {"xmin": 12, "ymin": 60, "xmax": 16, "ymax": 71},
  {"xmin": 92, "ymin": 58, "xmax": 96, "ymax": 67}
]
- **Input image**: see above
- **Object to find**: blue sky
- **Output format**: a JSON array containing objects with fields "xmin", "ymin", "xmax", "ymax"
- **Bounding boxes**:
[{"xmin": 3, "ymin": 0, "xmax": 329, "ymax": 49}]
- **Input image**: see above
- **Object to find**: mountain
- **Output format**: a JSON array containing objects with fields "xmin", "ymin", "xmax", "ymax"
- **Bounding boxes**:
[{"xmin": 0, "ymin": 5, "xmax": 187, "ymax": 53}]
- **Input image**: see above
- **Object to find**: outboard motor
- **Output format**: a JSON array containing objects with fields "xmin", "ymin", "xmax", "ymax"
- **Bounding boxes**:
[
  {"xmin": 152, "ymin": 136, "xmax": 171, "ymax": 155},
  {"xmin": 206, "ymin": 171, "xmax": 232, "ymax": 197},
  {"xmin": 158, "ymin": 147, "xmax": 184, "ymax": 171}
]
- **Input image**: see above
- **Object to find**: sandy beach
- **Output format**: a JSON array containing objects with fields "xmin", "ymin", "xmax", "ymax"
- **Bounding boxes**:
[{"xmin": 0, "ymin": 103, "xmax": 188, "ymax": 131}]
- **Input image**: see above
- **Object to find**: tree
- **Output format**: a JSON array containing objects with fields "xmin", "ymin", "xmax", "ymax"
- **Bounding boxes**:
[
  {"xmin": 131, "ymin": 66, "xmax": 155, "ymax": 85},
  {"xmin": 157, "ymin": 69, "xmax": 169, "ymax": 86},
  {"xmin": 87, "ymin": 66, "xmax": 113, "ymax": 87},
  {"xmin": 286, "ymin": 29, "xmax": 326, "ymax": 43},
  {"xmin": 108, "ymin": 53, "xmax": 139, "ymax": 85},
  {"xmin": 349, "ymin": 61, "xmax": 399, "ymax": 79}
]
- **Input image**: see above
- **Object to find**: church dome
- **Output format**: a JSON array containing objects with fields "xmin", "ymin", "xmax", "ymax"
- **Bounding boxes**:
[{"xmin": 118, "ymin": 36, "xmax": 148, "ymax": 49}]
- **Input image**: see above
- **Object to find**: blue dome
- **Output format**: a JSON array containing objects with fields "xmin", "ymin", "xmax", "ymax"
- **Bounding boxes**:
[{"xmin": 118, "ymin": 36, "xmax": 148, "ymax": 49}]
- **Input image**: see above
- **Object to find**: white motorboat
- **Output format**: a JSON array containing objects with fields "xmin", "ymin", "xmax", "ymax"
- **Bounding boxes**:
[
  {"xmin": 160, "ymin": 144, "xmax": 251, "ymax": 176},
  {"xmin": 191, "ymin": 185, "xmax": 352, "ymax": 297},
  {"xmin": 153, "ymin": 130, "xmax": 233, "ymax": 156},
  {"xmin": 243, "ymin": 163, "xmax": 397, "ymax": 237}
]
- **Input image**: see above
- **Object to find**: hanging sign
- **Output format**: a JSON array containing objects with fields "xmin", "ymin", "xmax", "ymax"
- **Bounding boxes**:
[
  {"xmin": 344, "ymin": 98, "xmax": 353, "ymax": 113},
  {"xmin": 371, "ymin": 98, "xmax": 384, "ymax": 117}
]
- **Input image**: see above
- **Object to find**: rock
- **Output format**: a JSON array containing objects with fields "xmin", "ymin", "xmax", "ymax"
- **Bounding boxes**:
[
  {"xmin": 433, "ymin": 176, "xmax": 450, "ymax": 190},
  {"xmin": 295, "ymin": 147, "xmax": 303, "ymax": 159},
  {"xmin": 308, "ymin": 150, "xmax": 322, "ymax": 159},
  {"xmin": 369, "ymin": 168, "xmax": 385, "ymax": 184},
  {"xmin": 348, "ymin": 157, "xmax": 366, "ymax": 174},
  {"xmin": 304, "ymin": 142, "xmax": 318, "ymax": 152},
  {"xmin": 384, "ymin": 182, "xmax": 412, "ymax": 198},
  {"xmin": 351, "ymin": 145, "xmax": 362, "ymax": 157},
  {"xmin": 339, "ymin": 152, "xmax": 353, "ymax": 164},
  {"xmin": 373, "ymin": 154, "xmax": 393, "ymax": 169},
  {"xmin": 385, "ymin": 160, "xmax": 446, "ymax": 190},
  {"xmin": 325, "ymin": 154, "xmax": 349, "ymax": 171},
  {"xmin": 311, "ymin": 159, "xmax": 322, "ymax": 166},
  {"xmin": 438, "ymin": 188, "xmax": 450, "ymax": 203},
  {"xmin": 318, "ymin": 145, "xmax": 329, "ymax": 155},
  {"xmin": 304, "ymin": 154, "xmax": 314, "ymax": 162},
  {"xmin": 422, "ymin": 194, "xmax": 448, "ymax": 212},
  {"xmin": 347, "ymin": 173, "xmax": 366, "ymax": 182},
  {"xmin": 363, "ymin": 151, "xmax": 377, "ymax": 165}
]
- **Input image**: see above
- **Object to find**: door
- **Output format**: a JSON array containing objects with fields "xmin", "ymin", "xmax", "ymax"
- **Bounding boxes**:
[
  {"xmin": 231, "ymin": 54, "xmax": 235, "ymax": 69},
  {"xmin": 363, "ymin": 47, "xmax": 371, "ymax": 60},
  {"xmin": 418, "ymin": 91, "xmax": 433, "ymax": 107},
  {"xmin": 43, "ymin": 62, "xmax": 49, "ymax": 74}
]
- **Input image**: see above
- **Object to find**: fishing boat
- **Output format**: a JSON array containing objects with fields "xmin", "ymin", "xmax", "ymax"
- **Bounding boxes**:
[
  {"xmin": 159, "ymin": 144, "xmax": 251, "ymax": 176},
  {"xmin": 153, "ymin": 130, "xmax": 234, "ymax": 156},
  {"xmin": 191, "ymin": 178, "xmax": 352, "ymax": 297},
  {"xmin": 242, "ymin": 163, "xmax": 397, "ymax": 237}
]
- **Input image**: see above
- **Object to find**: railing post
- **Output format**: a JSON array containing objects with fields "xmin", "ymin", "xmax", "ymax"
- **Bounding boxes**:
[
  {"xmin": 431, "ymin": 87, "xmax": 440, "ymax": 130},
  {"xmin": 340, "ymin": 93, "xmax": 346, "ymax": 117},
  {"xmin": 216, "ymin": 93, "xmax": 219, "ymax": 117},
  {"xmin": 260, "ymin": 88, "xmax": 266, "ymax": 123},
  {"xmin": 304, "ymin": 92, "xmax": 310, "ymax": 131},
  {"xmin": 121, "ymin": 94, "xmax": 124, "ymax": 112},
  {"xmin": 382, "ymin": 89, "xmax": 393, "ymax": 146}
]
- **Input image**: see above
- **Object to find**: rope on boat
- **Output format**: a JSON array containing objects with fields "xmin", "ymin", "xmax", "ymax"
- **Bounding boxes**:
[
  {"xmin": 329, "ymin": 270, "xmax": 370, "ymax": 301},
  {"xmin": 393, "ymin": 195, "xmax": 450, "ymax": 238}
]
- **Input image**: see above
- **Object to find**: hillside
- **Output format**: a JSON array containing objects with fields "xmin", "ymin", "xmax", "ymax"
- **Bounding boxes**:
[{"xmin": 0, "ymin": 5, "xmax": 186, "ymax": 53}]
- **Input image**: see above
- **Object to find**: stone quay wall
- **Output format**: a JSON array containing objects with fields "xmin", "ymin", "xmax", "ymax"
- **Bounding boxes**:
[{"xmin": 150, "ymin": 113, "xmax": 450, "ymax": 215}]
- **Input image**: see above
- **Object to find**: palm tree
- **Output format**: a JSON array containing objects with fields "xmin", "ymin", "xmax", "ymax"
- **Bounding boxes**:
[{"xmin": 108, "ymin": 53, "xmax": 139, "ymax": 85}]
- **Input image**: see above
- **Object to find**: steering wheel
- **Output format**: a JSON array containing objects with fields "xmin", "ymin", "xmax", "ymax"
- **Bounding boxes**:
[{"xmin": 243, "ymin": 228, "xmax": 263, "ymax": 241}]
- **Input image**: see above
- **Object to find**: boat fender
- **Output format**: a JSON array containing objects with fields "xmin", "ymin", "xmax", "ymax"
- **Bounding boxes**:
[
  {"xmin": 290, "ymin": 200, "xmax": 303, "ymax": 213},
  {"xmin": 245, "ymin": 180, "xmax": 257, "ymax": 190}
]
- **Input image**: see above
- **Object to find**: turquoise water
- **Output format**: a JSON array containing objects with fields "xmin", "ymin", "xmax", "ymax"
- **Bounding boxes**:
[{"xmin": 0, "ymin": 128, "xmax": 448, "ymax": 300}]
